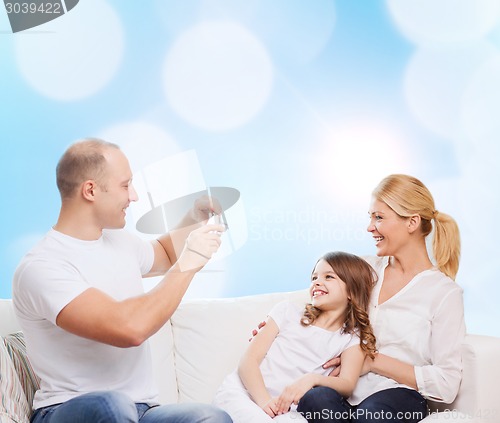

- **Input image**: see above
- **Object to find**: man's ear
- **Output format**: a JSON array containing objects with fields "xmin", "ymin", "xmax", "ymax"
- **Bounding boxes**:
[
  {"xmin": 82, "ymin": 180, "xmax": 97, "ymax": 201},
  {"xmin": 407, "ymin": 214, "xmax": 421, "ymax": 234}
]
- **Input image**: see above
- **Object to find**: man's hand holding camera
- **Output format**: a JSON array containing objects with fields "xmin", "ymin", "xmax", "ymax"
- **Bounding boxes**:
[{"xmin": 177, "ymin": 221, "xmax": 226, "ymax": 272}]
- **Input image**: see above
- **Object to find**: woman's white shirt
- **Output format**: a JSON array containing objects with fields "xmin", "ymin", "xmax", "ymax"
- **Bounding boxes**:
[{"xmin": 348, "ymin": 256, "xmax": 465, "ymax": 405}]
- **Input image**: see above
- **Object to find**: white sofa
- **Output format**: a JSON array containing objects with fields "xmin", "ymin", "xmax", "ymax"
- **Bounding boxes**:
[{"xmin": 1, "ymin": 289, "xmax": 500, "ymax": 423}]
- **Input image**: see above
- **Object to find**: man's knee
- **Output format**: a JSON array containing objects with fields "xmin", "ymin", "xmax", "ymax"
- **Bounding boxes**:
[
  {"xmin": 194, "ymin": 404, "xmax": 232, "ymax": 423},
  {"xmin": 170, "ymin": 403, "xmax": 232, "ymax": 423},
  {"xmin": 141, "ymin": 402, "xmax": 232, "ymax": 423},
  {"xmin": 75, "ymin": 391, "xmax": 137, "ymax": 423}
]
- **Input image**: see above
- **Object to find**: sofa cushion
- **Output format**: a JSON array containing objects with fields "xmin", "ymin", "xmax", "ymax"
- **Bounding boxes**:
[
  {"xmin": 148, "ymin": 320, "xmax": 178, "ymax": 404},
  {"xmin": 171, "ymin": 289, "xmax": 309, "ymax": 403},
  {"xmin": 3, "ymin": 332, "xmax": 40, "ymax": 414},
  {"xmin": 427, "ymin": 334, "xmax": 500, "ymax": 420},
  {"xmin": 0, "ymin": 337, "xmax": 30, "ymax": 423}
]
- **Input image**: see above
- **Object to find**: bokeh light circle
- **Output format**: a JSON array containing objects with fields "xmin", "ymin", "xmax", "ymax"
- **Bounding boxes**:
[
  {"xmin": 99, "ymin": 121, "xmax": 181, "ymax": 172},
  {"xmin": 314, "ymin": 123, "xmax": 413, "ymax": 209},
  {"xmin": 387, "ymin": 0, "xmax": 500, "ymax": 45},
  {"xmin": 461, "ymin": 56, "xmax": 500, "ymax": 160},
  {"xmin": 163, "ymin": 21, "xmax": 274, "ymax": 132},
  {"xmin": 15, "ymin": 0, "xmax": 124, "ymax": 101},
  {"xmin": 255, "ymin": 0, "xmax": 336, "ymax": 64},
  {"xmin": 403, "ymin": 42, "xmax": 498, "ymax": 139}
]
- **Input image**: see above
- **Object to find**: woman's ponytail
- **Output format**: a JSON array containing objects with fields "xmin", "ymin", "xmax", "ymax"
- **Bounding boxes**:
[{"xmin": 432, "ymin": 211, "xmax": 461, "ymax": 280}]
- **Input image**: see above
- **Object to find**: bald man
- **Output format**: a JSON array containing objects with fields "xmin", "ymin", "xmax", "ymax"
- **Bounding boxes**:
[{"xmin": 13, "ymin": 139, "xmax": 232, "ymax": 423}]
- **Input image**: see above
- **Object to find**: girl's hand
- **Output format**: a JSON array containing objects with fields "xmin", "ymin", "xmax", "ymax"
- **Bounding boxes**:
[
  {"xmin": 275, "ymin": 374, "xmax": 317, "ymax": 414},
  {"xmin": 259, "ymin": 397, "xmax": 279, "ymax": 418}
]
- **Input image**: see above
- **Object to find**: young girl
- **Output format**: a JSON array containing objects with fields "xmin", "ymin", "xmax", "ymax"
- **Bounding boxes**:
[{"xmin": 213, "ymin": 251, "xmax": 377, "ymax": 423}]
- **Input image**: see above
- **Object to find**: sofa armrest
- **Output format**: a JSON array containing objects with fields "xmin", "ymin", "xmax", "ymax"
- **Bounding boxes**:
[{"xmin": 424, "ymin": 334, "xmax": 500, "ymax": 422}]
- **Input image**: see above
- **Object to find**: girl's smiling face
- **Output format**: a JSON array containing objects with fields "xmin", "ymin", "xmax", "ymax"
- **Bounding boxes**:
[{"xmin": 310, "ymin": 259, "xmax": 349, "ymax": 312}]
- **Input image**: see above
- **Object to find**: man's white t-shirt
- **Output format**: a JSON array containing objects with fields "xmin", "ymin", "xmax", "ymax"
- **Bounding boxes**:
[{"xmin": 12, "ymin": 228, "xmax": 156, "ymax": 410}]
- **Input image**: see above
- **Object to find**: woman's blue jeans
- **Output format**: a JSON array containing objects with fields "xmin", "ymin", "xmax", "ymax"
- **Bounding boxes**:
[
  {"xmin": 30, "ymin": 391, "xmax": 233, "ymax": 423},
  {"xmin": 297, "ymin": 387, "xmax": 428, "ymax": 422}
]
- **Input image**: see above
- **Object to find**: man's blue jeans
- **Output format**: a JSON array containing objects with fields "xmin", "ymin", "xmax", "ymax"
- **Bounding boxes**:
[
  {"xmin": 297, "ymin": 387, "xmax": 428, "ymax": 422},
  {"xmin": 30, "ymin": 391, "xmax": 233, "ymax": 423}
]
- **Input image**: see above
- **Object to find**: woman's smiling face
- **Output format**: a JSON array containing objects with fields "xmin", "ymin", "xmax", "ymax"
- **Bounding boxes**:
[{"xmin": 367, "ymin": 197, "xmax": 410, "ymax": 257}]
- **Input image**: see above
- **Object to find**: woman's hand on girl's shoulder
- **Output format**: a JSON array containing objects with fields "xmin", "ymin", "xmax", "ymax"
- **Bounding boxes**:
[{"xmin": 248, "ymin": 320, "xmax": 266, "ymax": 342}]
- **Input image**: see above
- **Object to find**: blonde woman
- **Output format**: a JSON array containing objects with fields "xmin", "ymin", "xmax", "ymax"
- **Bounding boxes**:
[{"xmin": 297, "ymin": 174, "xmax": 465, "ymax": 423}]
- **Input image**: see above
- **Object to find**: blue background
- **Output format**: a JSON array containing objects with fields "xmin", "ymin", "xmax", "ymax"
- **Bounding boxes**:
[{"xmin": 1, "ymin": 0, "xmax": 500, "ymax": 337}]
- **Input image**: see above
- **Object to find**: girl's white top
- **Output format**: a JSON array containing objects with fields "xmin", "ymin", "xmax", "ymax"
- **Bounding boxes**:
[{"xmin": 218, "ymin": 300, "xmax": 360, "ymax": 399}]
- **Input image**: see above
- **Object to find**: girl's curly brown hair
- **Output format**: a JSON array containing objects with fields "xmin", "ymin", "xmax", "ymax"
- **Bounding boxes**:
[{"xmin": 301, "ymin": 251, "xmax": 378, "ymax": 359}]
